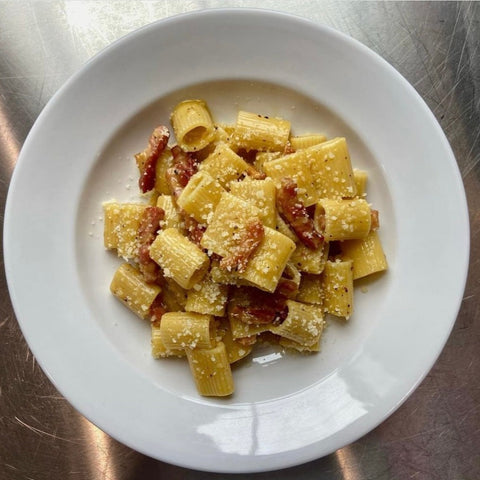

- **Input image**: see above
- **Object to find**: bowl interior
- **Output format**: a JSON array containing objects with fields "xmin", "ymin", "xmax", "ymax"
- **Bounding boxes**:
[{"xmin": 75, "ymin": 78, "xmax": 396, "ymax": 404}]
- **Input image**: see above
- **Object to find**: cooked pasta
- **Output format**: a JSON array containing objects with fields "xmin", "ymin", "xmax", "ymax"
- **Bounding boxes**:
[
  {"xmin": 159, "ymin": 311, "xmax": 215, "ymax": 350},
  {"xmin": 233, "ymin": 110, "xmax": 290, "ymax": 151},
  {"xmin": 149, "ymin": 228, "xmax": 210, "ymax": 289},
  {"xmin": 186, "ymin": 342, "xmax": 234, "ymax": 396},
  {"xmin": 170, "ymin": 99, "xmax": 215, "ymax": 152},
  {"xmin": 104, "ymin": 99, "xmax": 387, "ymax": 397},
  {"xmin": 110, "ymin": 263, "xmax": 161, "ymax": 319}
]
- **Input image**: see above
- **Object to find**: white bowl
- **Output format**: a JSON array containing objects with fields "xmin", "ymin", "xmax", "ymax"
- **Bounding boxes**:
[{"xmin": 4, "ymin": 8, "xmax": 469, "ymax": 473}]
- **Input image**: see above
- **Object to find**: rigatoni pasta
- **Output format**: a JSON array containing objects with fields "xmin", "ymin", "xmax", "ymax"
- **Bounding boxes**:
[
  {"xmin": 186, "ymin": 342, "xmax": 234, "ymax": 396},
  {"xmin": 233, "ymin": 110, "xmax": 290, "ymax": 151},
  {"xmin": 170, "ymin": 99, "xmax": 215, "ymax": 152},
  {"xmin": 103, "ymin": 99, "xmax": 387, "ymax": 397},
  {"xmin": 159, "ymin": 312, "xmax": 215, "ymax": 350},
  {"xmin": 150, "ymin": 228, "xmax": 210, "ymax": 289},
  {"xmin": 110, "ymin": 263, "xmax": 162, "ymax": 319}
]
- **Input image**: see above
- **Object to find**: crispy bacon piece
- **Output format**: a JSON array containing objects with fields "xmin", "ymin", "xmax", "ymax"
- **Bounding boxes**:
[
  {"xmin": 275, "ymin": 263, "xmax": 299, "ymax": 298},
  {"xmin": 371, "ymin": 209, "xmax": 380, "ymax": 231},
  {"xmin": 138, "ymin": 206, "xmax": 164, "ymax": 283},
  {"xmin": 236, "ymin": 148, "xmax": 257, "ymax": 163},
  {"xmin": 183, "ymin": 213, "xmax": 206, "ymax": 246},
  {"xmin": 220, "ymin": 219, "xmax": 264, "ymax": 273},
  {"xmin": 275, "ymin": 277, "xmax": 298, "ymax": 298},
  {"xmin": 277, "ymin": 177, "xmax": 323, "ymax": 249},
  {"xmin": 138, "ymin": 126, "xmax": 170, "ymax": 193},
  {"xmin": 166, "ymin": 145, "xmax": 199, "ymax": 199},
  {"xmin": 150, "ymin": 295, "xmax": 167, "ymax": 323},
  {"xmin": 230, "ymin": 287, "xmax": 288, "ymax": 325},
  {"xmin": 236, "ymin": 148, "xmax": 266, "ymax": 179}
]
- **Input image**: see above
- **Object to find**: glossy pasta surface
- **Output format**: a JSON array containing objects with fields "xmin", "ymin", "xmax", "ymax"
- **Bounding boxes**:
[{"xmin": 103, "ymin": 100, "xmax": 388, "ymax": 397}]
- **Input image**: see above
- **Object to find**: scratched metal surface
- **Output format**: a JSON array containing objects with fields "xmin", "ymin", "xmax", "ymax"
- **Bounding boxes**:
[{"xmin": 0, "ymin": 1, "xmax": 479, "ymax": 479}]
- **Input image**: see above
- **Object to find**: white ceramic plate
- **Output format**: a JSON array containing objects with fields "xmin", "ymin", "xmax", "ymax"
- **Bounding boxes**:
[{"xmin": 4, "ymin": 9, "xmax": 469, "ymax": 473}]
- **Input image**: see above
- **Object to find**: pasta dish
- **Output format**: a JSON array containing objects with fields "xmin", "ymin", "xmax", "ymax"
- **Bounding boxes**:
[{"xmin": 103, "ymin": 99, "xmax": 387, "ymax": 396}]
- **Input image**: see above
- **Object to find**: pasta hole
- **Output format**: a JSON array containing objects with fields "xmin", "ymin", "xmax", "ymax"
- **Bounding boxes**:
[{"xmin": 184, "ymin": 126, "xmax": 208, "ymax": 146}]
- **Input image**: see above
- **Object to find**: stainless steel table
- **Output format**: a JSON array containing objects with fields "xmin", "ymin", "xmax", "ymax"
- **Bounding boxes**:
[{"xmin": 1, "ymin": 2, "xmax": 479, "ymax": 479}]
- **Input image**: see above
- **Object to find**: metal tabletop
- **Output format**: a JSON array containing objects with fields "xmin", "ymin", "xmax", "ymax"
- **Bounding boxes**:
[{"xmin": 1, "ymin": 2, "xmax": 479, "ymax": 479}]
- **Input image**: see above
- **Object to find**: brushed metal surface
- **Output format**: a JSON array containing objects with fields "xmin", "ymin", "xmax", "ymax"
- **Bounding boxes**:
[{"xmin": 1, "ymin": 2, "xmax": 479, "ymax": 479}]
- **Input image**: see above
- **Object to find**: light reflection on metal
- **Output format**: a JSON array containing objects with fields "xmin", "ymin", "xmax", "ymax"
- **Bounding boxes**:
[
  {"xmin": 80, "ymin": 418, "xmax": 118, "ymax": 479},
  {"xmin": 0, "ymin": 102, "xmax": 20, "ymax": 173},
  {"xmin": 335, "ymin": 447, "xmax": 361, "ymax": 480}
]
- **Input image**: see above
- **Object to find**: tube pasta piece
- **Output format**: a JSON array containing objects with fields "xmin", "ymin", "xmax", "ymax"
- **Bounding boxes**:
[
  {"xmin": 233, "ymin": 110, "xmax": 291, "ymax": 152},
  {"xmin": 103, "ymin": 203, "xmax": 147, "ymax": 260},
  {"xmin": 263, "ymin": 151, "xmax": 318, "ymax": 207},
  {"xmin": 353, "ymin": 169, "xmax": 368, "ymax": 198},
  {"xmin": 229, "ymin": 177, "xmax": 277, "ymax": 228},
  {"xmin": 110, "ymin": 263, "xmax": 161, "ymax": 320},
  {"xmin": 200, "ymin": 143, "xmax": 252, "ymax": 188},
  {"xmin": 186, "ymin": 342, "xmax": 234, "ymax": 396},
  {"xmin": 150, "ymin": 228, "xmax": 209, "ymax": 289},
  {"xmin": 209, "ymin": 259, "xmax": 253, "ymax": 287},
  {"xmin": 159, "ymin": 312, "xmax": 215, "ymax": 351},
  {"xmin": 309, "ymin": 137, "xmax": 357, "ymax": 198},
  {"xmin": 103, "ymin": 202, "xmax": 121, "ymax": 250},
  {"xmin": 170, "ymin": 99, "xmax": 215, "ymax": 152},
  {"xmin": 296, "ymin": 274, "xmax": 324, "ymax": 305},
  {"xmin": 153, "ymin": 148, "xmax": 174, "ymax": 195},
  {"xmin": 341, "ymin": 231, "xmax": 388, "ymax": 279},
  {"xmin": 161, "ymin": 277, "xmax": 188, "ymax": 311},
  {"xmin": 289, "ymin": 134, "xmax": 327, "ymax": 150},
  {"xmin": 280, "ymin": 337, "xmax": 321, "ymax": 352},
  {"xmin": 185, "ymin": 276, "xmax": 229, "ymax": 316},
  {"xmin": 228, "ymin": 312, "xmax": 272, "ymax": 339},
  {"xmin": 254, "ymin": 151, "xmax": 282, "ymax": 173},
  {"xmin": 156, "ymin": 195, "xmax": 182, "ymax": 230},
  {"xmin": 217, "ymin": 318, "xmax": 253, "ymax": 363},
  {"xmin": 151, "ymin": 322, "xmax": 185, "ymax": 358},
  {"xmin": 200, "ymin": 192, "xmax": 261, "ymax": 258},
  {"xmin": 177, "ymin": 171, "xmax": 225, "ymax": 224},
  {"xmin": 238, "ymin": 227, "xmax": 296, "ymax": 292},
  {"xmin": 213, "ymin": 123, "xmax": 236, "ymax": 143},
  {"xmin": 194, "ymin": 124, "xmax": 236, "ymax": 161},
  {"xmin": 323, "ymin": 259, "xmax": 354, "ymax": 319},
  {"xmin": 315, "ymin": 198, "xmax": 372, "ymax": 241},
  {"xmin": 290, "ymin": 241, "xmax": 329, "ymax": 274},
  {"xmin": 271, "ymin": 300, "xmax": 325, "ymax": 346},
  {"xmin": 209, "ymin": 260, "xmax": 242, "ymax": 285}
]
